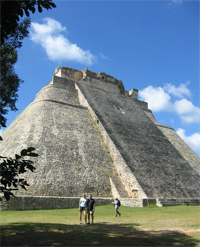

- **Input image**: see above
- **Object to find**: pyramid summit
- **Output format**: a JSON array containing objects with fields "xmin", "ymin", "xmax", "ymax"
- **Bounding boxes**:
[{"xmin": 1, "ymin": 66, "xmax": 200, "ymax": 208}]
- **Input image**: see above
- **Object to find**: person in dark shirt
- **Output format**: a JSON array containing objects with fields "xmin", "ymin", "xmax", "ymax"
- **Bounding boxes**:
[{"xmin": 87, "ymin": 194, "xmax": 95, "ymax": 224}]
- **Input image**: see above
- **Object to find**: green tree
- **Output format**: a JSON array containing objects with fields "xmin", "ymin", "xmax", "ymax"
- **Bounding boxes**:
[
  {"xmin": 0, "ymin": 0, "xmax": 56, "ymax": 128},
  {"xmin": 1, "ymin": 0, "xmax": 56, "ymax": 43},
  {"xmin": 0, "ymin": 147, "xmax": 38, "ymax": 201},
  {"xmin": 0, "ymin": 18, "xmax": 31, "ymax": 127}
]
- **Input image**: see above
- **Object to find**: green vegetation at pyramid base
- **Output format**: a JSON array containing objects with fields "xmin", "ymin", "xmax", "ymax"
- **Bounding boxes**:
[
  {"xmin": 1, "ymin": 205, "xmax": 200, "ymax": 246},
  {"xmin": 0, "ymin": 147, "xmax": 38, "ymax": 201}
]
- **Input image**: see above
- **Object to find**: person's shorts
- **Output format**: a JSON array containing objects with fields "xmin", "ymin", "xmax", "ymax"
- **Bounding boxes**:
[
  {"xmin": 88, "ymin": 210, "xmax": 94, "ymax": 215},
  {"xmin": 79, "ymin": 206, "xmax": 86, "ymax": 211}
]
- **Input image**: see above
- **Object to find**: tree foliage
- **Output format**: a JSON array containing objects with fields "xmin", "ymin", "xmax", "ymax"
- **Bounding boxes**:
[
  {"xmin": 0, "ymin": 0, "xmax": 56, "ymax": 128},
  {"xmin": 0, "ymin": 18, "xmax": 31, "ymax": 127},
  {"xmin": 1, "ymin": 0, "xmax": 56, "ymax": 43},
  {"xmin": 0, "ymin": 147, "xmax": 38, "ymax": 201}
]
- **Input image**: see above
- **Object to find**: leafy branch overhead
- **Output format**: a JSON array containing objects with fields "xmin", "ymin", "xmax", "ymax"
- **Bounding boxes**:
[
  {"xmin": 1, "ymin": 0, "xmax": 56, "ymax": 43},
  {"xmin": 0, "ymin": 18, "xmax": 31, "ymax": 128},
  {"xmin": 0, "ymin": 147, "xmax": 39, "ymax": 201},
  {"xmin": 0, "ymin": 0, "xmax": 56, "ymax": 128}
]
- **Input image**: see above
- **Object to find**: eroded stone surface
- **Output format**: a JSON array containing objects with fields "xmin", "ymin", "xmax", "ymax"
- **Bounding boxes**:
[{"xmin": 1, "ymin": 66, "xmax": 200, "ymax": 200}]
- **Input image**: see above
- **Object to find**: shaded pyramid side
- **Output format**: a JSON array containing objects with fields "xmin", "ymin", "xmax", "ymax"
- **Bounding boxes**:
[
  {"xmin": 0, "ymin": 76, "xmax": 118, "ymax": 197},
  {"xmin": 156, "ymin": 124, "xmax": 200, "ymax": 176},
  {"xmin": 76, "ymin": 76, "xmax": 200, "ymax": 199}
]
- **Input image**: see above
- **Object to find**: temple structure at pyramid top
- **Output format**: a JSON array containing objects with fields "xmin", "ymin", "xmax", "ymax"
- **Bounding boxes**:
[{"xmin": 54, "ymin": 66, "xmax": 138, "ymax": 96}]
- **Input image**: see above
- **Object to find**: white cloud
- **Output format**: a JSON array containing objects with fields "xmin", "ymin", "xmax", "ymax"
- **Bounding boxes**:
[
  {"xmin": 174, "ymin": 99, "xmax": 200, "ymax": 123},
  {"xmin": 138, "ymin": 86, "xmax": 172, "ymax": 112},
  {"xmin": 139, "ymin": 83, "xmax": 200, "ymax": 124},
  {"xmin": 164, "ymin": 81, "xmax": 191, "ymax": 98},
  {"xmin": 30, "ymin": 18, "xmax": 96, "ymax": 65},
  {"xmin": 176, "ymin": 128, "xmax": 200, "ymax": 153}
]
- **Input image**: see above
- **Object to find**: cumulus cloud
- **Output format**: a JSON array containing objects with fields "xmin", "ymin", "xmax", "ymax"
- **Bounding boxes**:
[
  {"xmin": 139, "ymin": 82, "xmax": 200, "ymax": 124},
  {"xmin": 174, "ymin": 99, "xmax": 200, "ymax": 123},
  {"xmin": 138, "ymin": 86, "xmax": 172, "ymax": 112},
  {"xmin": 164, "ymin": 81, "xmax": 191, "ymax": 98},
  {"xmin": 176, "ymin": 128, "xmax": 200, "ymax": 153},
  {"xmin": 30, "ymin": 18, "xmax": 95, "ymax": 65}
]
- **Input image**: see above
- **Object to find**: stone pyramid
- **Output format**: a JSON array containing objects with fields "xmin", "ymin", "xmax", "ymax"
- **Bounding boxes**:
[{"xmin": 1, "ymin": 66, "xmax": 200, "ymax": 200}]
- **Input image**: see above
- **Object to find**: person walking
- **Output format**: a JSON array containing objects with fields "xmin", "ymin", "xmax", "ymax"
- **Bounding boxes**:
[
  {"xmin": 79, "ymin": 193, "xmax": 88, "ymax": 224},
  {"xmin": 87, "ymin": 194, "xmax": 95, "ymax": 224},
  {"xmin": 113, "ymin": 197, "xmax": 121, "ymax": 217}
]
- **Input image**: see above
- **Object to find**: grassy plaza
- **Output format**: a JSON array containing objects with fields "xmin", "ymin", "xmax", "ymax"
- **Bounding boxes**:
[{"xmin": 1, "ymin": 204, "xmax": 200, "ymax": 246}]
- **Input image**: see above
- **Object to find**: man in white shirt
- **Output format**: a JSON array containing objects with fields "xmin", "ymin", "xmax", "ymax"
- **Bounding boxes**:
[{"xmin": 79, "ymin": 193, "xmax": 88, "ymax": 224}]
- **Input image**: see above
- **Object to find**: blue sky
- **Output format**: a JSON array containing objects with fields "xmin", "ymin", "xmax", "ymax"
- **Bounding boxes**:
[{"xmin": 2, "ymin": 0, "xmax": 200, "ymax": 156}]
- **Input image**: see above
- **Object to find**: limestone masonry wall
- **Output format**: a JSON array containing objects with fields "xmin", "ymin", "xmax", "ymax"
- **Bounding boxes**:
[
  {"xmin": 76, "ymin": 72, "xmax": 200, "ymax": 199},
  {"xmin": 157, "ymin": 125, "xmax": 200, "ymax": 175},
  {"xmin": 0, "ymin": 196, "xmax": 113, "ymax": 211},
  {"xmin": 0, "ymin": 196, "xmax": 158, "ymax": 210},
  {"xmin": 1, "ymin": 66, "xmax": 200, "ymax": 207},
  {"xmin": 0, "ymin": 75, "xmax": 116, "ymax": 197},
  {"xmin": 75, "ymin": 82, "xmax": 147, "ymax": 199}
]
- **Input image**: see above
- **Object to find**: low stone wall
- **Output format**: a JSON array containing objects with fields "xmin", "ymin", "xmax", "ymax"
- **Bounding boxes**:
[
  {"xmin": 120, "ymin": 198, "xmax": 156, "ymax": 207},
  {"xmin": 158, "ymin": 198, "xmax": 200, "ymax": 206},
  {"xmin": 0, "ymin": 196, "xmax": 158, "ymax": 211},
  {"xmin": 2, "ymin": 196, "xmax": 198, "ymax": 210},
  {"xmin": 0, "ymin": 196, "xmax": 113, "ymax": 211}
]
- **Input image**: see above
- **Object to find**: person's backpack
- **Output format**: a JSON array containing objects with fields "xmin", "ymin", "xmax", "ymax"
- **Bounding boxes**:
[{"xmin": 117, "ymin": 200, "xmax": 121, "ymax": 207}]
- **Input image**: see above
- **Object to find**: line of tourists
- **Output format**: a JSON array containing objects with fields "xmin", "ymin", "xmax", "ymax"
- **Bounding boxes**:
[{"xmin": 79, "ymin": 193, "xmax": 121, "ymax": 224}]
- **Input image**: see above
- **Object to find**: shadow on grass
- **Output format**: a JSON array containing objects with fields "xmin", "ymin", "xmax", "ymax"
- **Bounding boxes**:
[{"xmin": 1, "ymin": 222, "xmax": 199, "ymax": 246}]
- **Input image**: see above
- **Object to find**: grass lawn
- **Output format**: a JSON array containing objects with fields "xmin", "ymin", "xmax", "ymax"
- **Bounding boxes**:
[{"xmin": 1, "ymin": 205, "xmax": 200, "ymax": 246}]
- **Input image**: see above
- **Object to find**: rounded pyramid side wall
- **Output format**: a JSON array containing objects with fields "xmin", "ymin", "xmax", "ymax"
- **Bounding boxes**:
[{"xmin": 0, "ymin": 78, "xmax": 115, "ymax": 197}]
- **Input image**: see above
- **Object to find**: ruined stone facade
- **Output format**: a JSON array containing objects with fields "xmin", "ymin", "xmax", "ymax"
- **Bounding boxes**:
[{"xmin": 1, "ymin": 67, "xmax": 200, "ymax": 202}]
